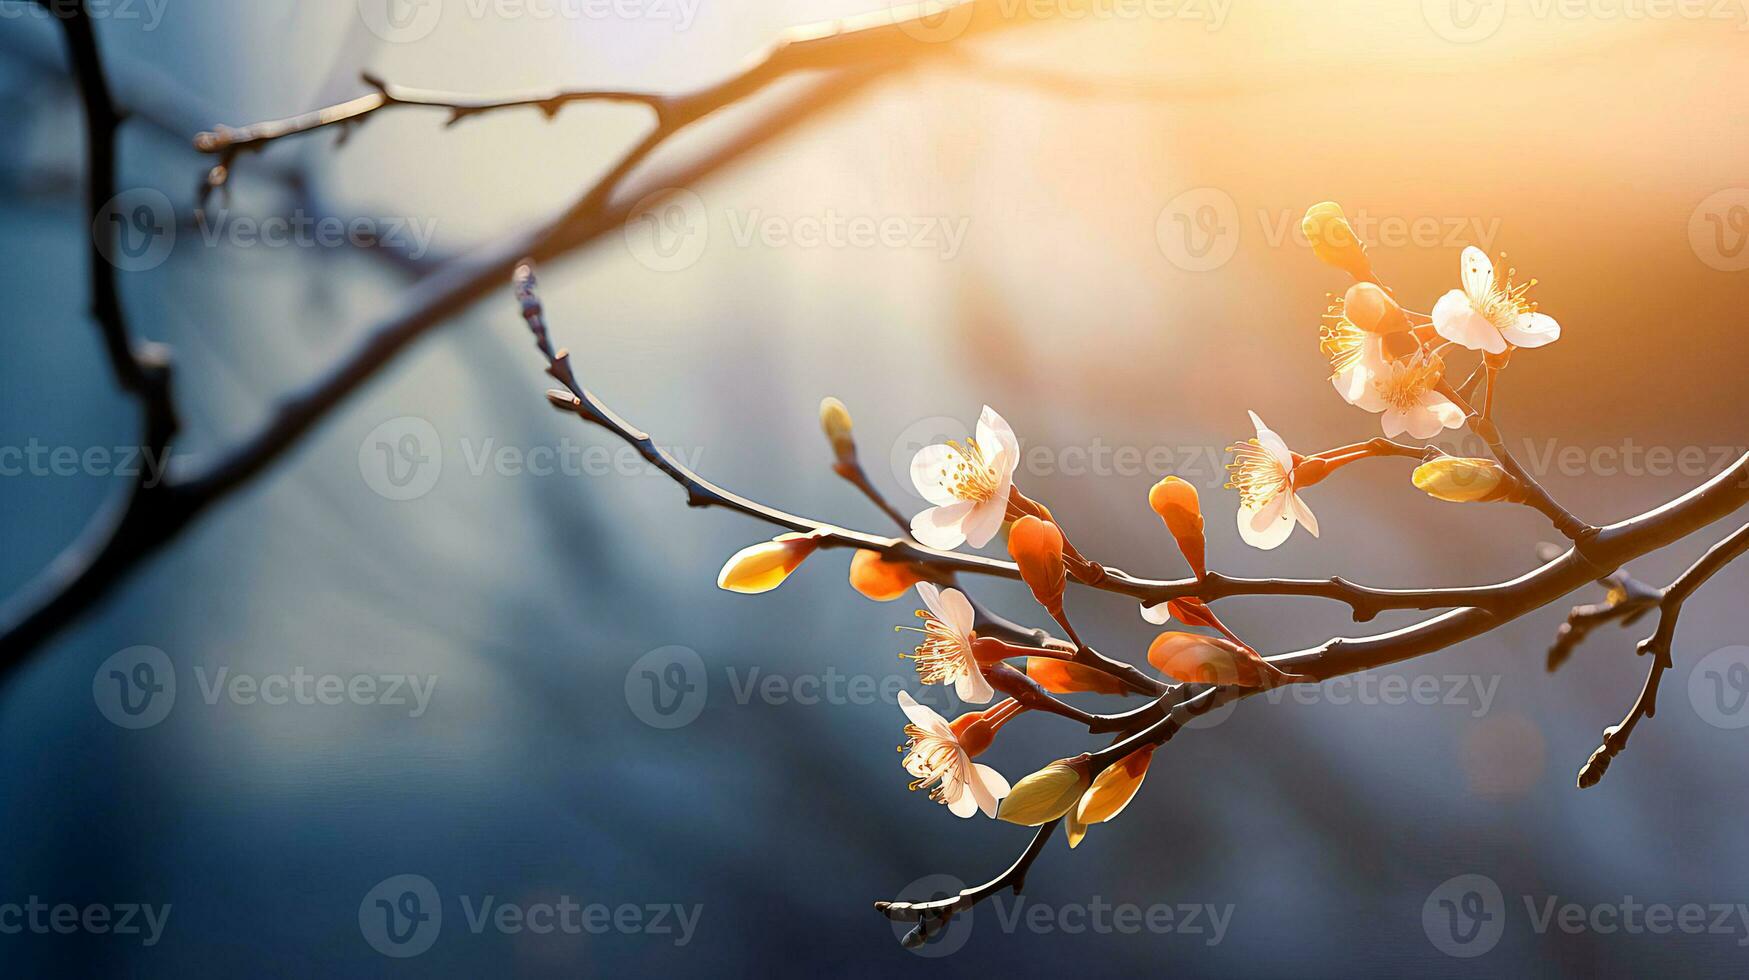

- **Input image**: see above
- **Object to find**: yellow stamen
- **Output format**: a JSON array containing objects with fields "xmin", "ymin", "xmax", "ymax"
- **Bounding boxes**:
[
  {"xmin": 1373, "ymin": 352, "xmax": 1446, "ymax": 411},
  {"xmin": 1319, "ymin": 295, "xmax": 1368, "ymax": 380},
  {"xmin": 935, "ymin": 438, "xmax": 1000, "ymax": 504},
  {"xmin": 900, "ymin": 609, "xmax": 974, "ymax": 687},
  {"xmin": 1473, "ymin": 253, "xmax": 1540, "ymax": 331},
  {"xmin": 1225, "ymin": 440, "xmax": 1289, "ymax": 511}
]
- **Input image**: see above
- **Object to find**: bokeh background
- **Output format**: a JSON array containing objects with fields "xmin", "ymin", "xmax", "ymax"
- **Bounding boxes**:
[{"xmin": 2, "ymin": 1, "xmax": 1747, "ymax": 975}]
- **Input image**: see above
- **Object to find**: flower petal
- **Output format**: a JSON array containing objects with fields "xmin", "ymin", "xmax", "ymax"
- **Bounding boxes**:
[
  {"xmin": 1289, "ymin": 493, "xmax": 1320, "ymax": 538},
  {"xmin": 898, "ymin": 690, "xmax": 950, "ymax": 732},
  {"xmin": 1139, "ymin": 601, "xmax": 1172, "ymax": 625},
  {"xmin": 1502, "ymin": 311, "xmax": 1561, "ymax": 349},
  {"xmin": 1432, "ymin": 290, "xmax": 1507, "ymax": 354},
  {"xmin": 910, "ymin": 501, "xmax": 974, "ymax": 551},
  {"xmin": 937, "ymin": 586, "xmax": 977, "ymax": 637},
  {"xmin": 1237, "ymin": 498, "xmax": 1295, "ymax": 550},
  {"xmin": 1460, "ymin": 245, "xmax": 1494, "ymax": 302},
  {"xmin": 1247, "ymin": 411, "xmax": 1295, "ymax": 471},
  {"xmin": 960, "ymin": 494, "xmax": 1009, "ymax": 549},
  {"xmin": 955, "ymin": 666, "xmax": 995, "ymax": 705},
  {"xmin": 977, "ymin": 405, "xmax": 1021, "ymax": 475}
]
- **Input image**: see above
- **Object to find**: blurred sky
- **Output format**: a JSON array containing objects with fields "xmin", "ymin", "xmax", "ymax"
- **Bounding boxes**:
[{"xmin": 2, "ymin": 1, "xmax": 1748, "ymax": 976}]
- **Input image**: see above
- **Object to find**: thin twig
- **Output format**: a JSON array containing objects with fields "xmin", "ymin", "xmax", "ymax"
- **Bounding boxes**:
[{"xmin": 1577, "ymin": 522, "xmax": 1749, "ymax": 788}]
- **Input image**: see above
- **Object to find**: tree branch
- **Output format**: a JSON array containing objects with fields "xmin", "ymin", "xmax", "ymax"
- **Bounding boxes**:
[{"xmin": 1576, "ymin": 521, "xmax": 1749, "ymax": 788}]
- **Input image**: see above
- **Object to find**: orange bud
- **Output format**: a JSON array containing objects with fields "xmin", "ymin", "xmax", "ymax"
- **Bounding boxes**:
[
  {"xmin": 1008, "ymin": 516, "xmax": 1067, "ymax": 615},
  {"xmin": 1342, "ymin": 281, "xmax": 1410, "ymax": 334},
  {"xmin": 1148, "ymin": 631, "xmax": 1272, "ymax": 687},
  {"xmin": 1026, "ymin": 657, "xmax": 1129, "ymax": 696},
  {"xmin": 716, "ymin": 532, "xmax": 823, "ymax": 594},
  {"xmin": 847, "ymin": 549, "xmax": 926, "ymax": 601},
  {"xmin": 1147, "ymin": 476, "xmax": 1205, "ymax": 577},
  {"xmin": 1076, "ymin": 746, "xmax": 1154, "ymax": 828},
  {"xmin": 1302, "ymin": 201, "xmax": 1374, "ymax": 281}
]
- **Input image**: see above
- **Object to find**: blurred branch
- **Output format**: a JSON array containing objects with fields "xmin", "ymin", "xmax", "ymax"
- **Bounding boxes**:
[
  {"xmin": 0, "ymin": 0, "xmax": 1057, "ymax": 681},
  {"xmin": 1577, "ymin": 522, "xmax": 1749, "ymax": 789}
]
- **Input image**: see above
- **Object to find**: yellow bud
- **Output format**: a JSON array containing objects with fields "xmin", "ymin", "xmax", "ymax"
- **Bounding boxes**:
[
  {"xmin": 1076, "ymin": 747, "xmax": 1153, "ymax": 827},
  {"xmin": 818, "ymin": 397, "xmax": 856, "ymax": 463},
  {"xmin": 716, "ymin": 532, "xmax": 823, "ymax": 594},
  {"xmin": 1413, "ymin": 457, "xmax": 1510, "ymax": 503},
  {"xmin": 1302, "ymin": 201, "xmax": 1374, "ymax": 281},
  {"xmin": 998, "ymin": 757, "xmax": 1091, "ymax": 826}
]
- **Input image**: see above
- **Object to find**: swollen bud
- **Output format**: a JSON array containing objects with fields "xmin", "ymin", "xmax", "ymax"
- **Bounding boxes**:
[
  {"xmin": 819, "ymin": 397, "xmax": 856, "ymax": 464},
  {"xmin": 716, "ymin": 531, "xmax": 825, "ymax": 594},
  {"xmin": 1412, "ymin": 457, "xmax": 1511, "ymax": 503},
  {"xmin": 848, "ymin": 549, "xmax": 927, "ymax": 601},
  {"xmin": 1342, "ymin": 282, "xmax": 1410, "ymax": 334},
  {"xmin": 1302, "ymin": 201, "xmax": 1375, "ymax": 282},
  {"xmin": 998, "ymin": 756, "xmax": 1092, "ymax": 826},
  {"xmin": 1147, "ymin": 476, "xmax": 1206, "ymax": 578}
]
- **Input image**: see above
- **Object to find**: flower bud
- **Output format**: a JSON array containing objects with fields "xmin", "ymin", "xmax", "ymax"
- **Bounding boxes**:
[
  {"xmin": 848, "ymin": 549, "xmax": 926, "ymax": 601},
  {"xmin": 998, "ymin": 756, "xmax": 1092, "ymax": 826},
  {"xmin": 716, "ymin": 532, "xmax": 823, "ymax": 594},
  {"xmin": 819, "ymin": 397, "xmax": 856, "ymax": 463},
  {"xmin": 1413, "ymin": 457, "xmax": 1511, "ymax": 503},
  {"xmin": 1147, "ymin": 476, "xmax": 1205, "ymax": 577},
  {"xmin": 1342, "ymin": 281, "xmax": 1410, "ymax": 334},
  {"xmin": 1302, "ymin": 202, "xmax": 1374, "ymax": 281},
  {"xmin": 1008, "ymin": 516, "xmax": 1067, "ymax": 615},
  {"xmin": 1025, "ymin": 657, "xmax": 1128, "ymax": 696},
  {"xmin": 1076, "ymin": 747, "xmax": 1154, "ymax": 827}
]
